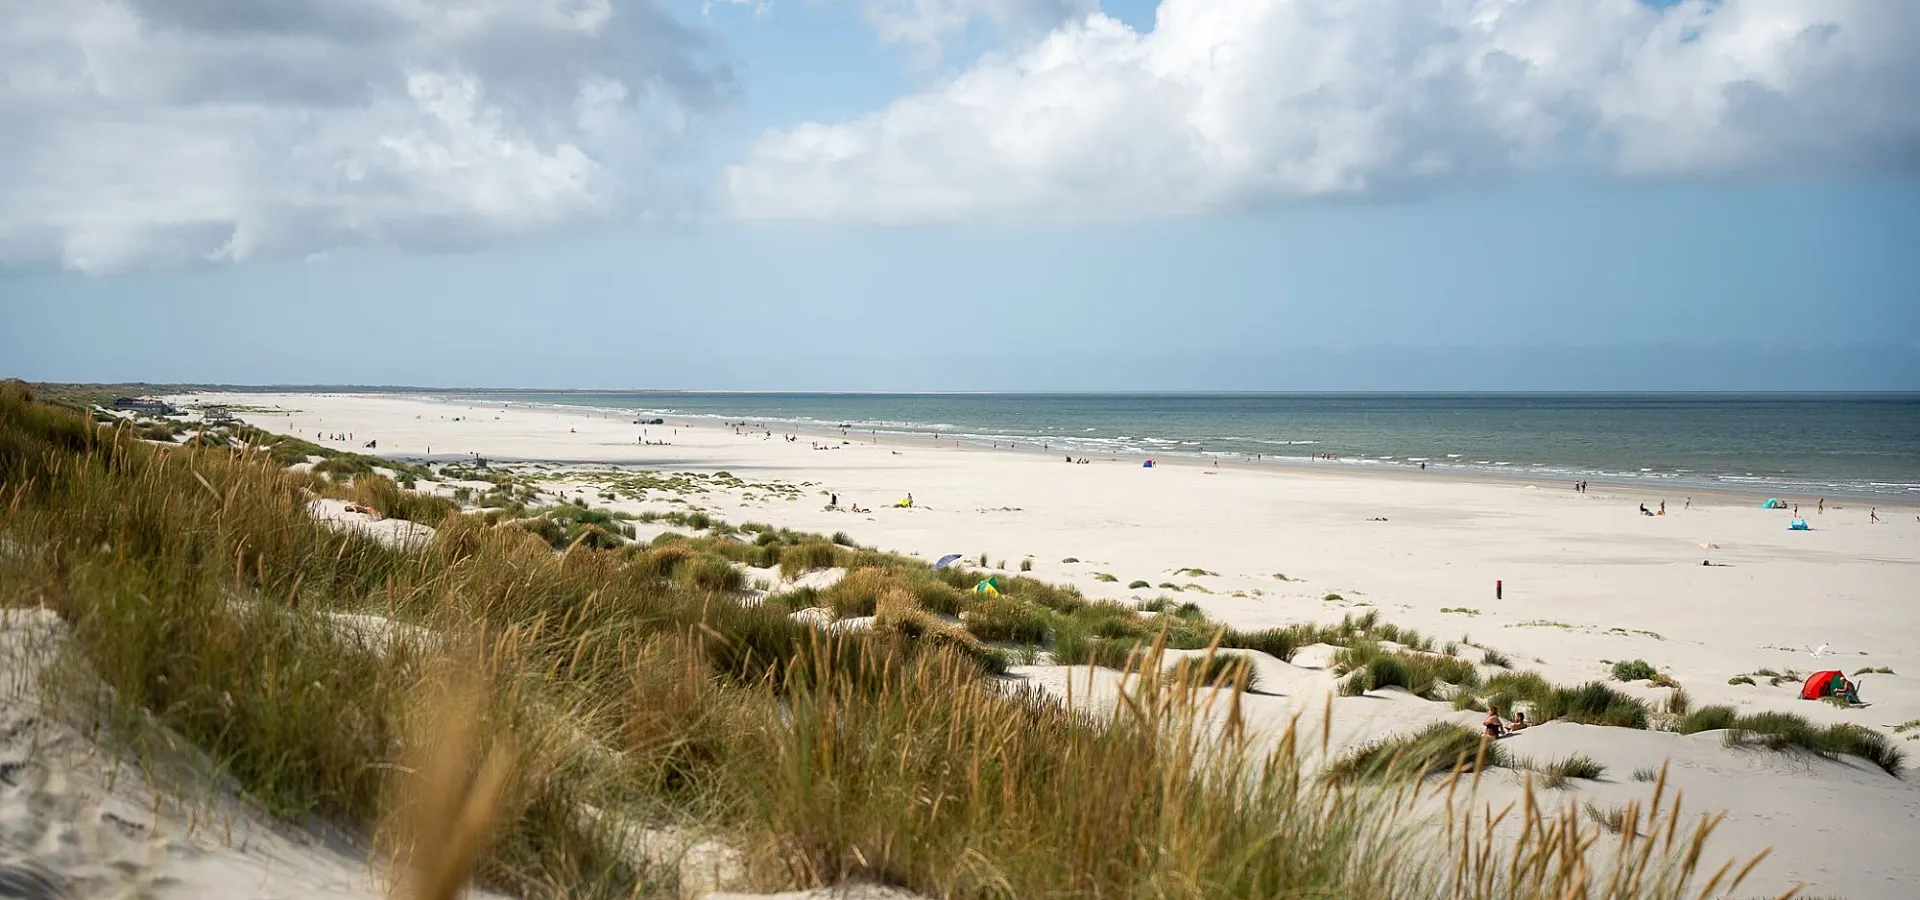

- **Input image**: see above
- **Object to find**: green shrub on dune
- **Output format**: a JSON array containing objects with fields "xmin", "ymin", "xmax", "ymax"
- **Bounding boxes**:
[
  {"xmin": 1611, "ymin": 659, "xmax": 1658, "ymax": 682},
  {"xmin": 965, "ymin": 597, "xmax": 1055, "ymax": 644}
]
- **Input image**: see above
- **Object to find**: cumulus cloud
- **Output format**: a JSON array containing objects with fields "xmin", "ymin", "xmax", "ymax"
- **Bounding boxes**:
[
  {"xmin": 0, "ymin": 0, "xmax": 730, "ymax": 272},
  {"xmin": 725, "ymin": 0, "xmax": 1920, "ymax": 221}
]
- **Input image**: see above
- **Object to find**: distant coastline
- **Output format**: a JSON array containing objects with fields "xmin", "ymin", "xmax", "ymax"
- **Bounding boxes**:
[{"xmin": 396, "ymin": 390, "xmax": 1920, "ymax": 503}]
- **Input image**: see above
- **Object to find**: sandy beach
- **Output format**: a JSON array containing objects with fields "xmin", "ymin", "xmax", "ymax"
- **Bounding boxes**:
[{"xmin": 170, "ymin": 390, "xmax": 1920, "ymax": 898}]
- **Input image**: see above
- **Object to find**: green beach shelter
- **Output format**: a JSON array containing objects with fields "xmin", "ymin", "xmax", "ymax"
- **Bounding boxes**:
[{"xmin": 973, "ymin": 577, "xmax": 1002, "ymax": 598}]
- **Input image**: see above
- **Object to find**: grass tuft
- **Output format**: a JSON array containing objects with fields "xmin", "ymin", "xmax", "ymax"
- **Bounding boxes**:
[
  {"xmin": 1328, "ymin": 722, "xmax": 1508, "ymax": 782},
  {"xmin": 1611, "ymin": 659, "xmax": 1658, "ymax": 682},
  {"xmin": 1531, "ymin": 754, "xmax": 1606, "ymax": 788},
  {"xmin": 1168, "ymin": 652, "xmax": 1260, "ymax": 693}
]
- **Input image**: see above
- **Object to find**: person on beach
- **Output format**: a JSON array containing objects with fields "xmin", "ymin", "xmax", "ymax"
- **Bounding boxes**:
[
  {"xmin": 1508, "ymin": 711, "xmax": 1529, "ymax": 732},
  {"xmin": 1870, "ymin": 507, "xmax": 1880, "ymax": 523},
  {"xmin": 1818, "ymin": 497, "xmax": 1825, "ymax": 514},
  {"xmin": 1483, "ymin": 707, "xmax": 1508, "ymax": 739},
  {"xmin": 1659, "ymin": 500, "xmax": 1666, "ymax": 515}
]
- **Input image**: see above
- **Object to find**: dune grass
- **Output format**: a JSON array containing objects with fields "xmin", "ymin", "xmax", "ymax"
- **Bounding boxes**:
[
  {"xmin": 1168, "ymin": 652, "xmax": 1260, "ymax": 693},
  {"xmin": 1328, "ymin": 722, "xmax": 1508, "ymax": 782},
  {"xmin": 0, "ymin": 382, "xmax": 1783, "ymax": 899},
  {"xmin": 1334, "ymin": 642, "xmax": 1480, "ymax": 698},
  {"xmin": 778, "ymin": 541, "xmax": 841, "ymax": 579},
  {"xmin": 1611, "ymin": 659, "xmax": 1659, "ymax": 681},
  {"xmin": 1469, "ymin": 673, "xmax": 1652, "ymax": 729},
  {"xmin": 1215, "ymin": 623, "xmax": 1333, "ymax": 663},
  {"xmin": 1678, "ymin": 705, "xmax": 1905, "ymax": 776},
  {"xmin": 1528, "ymin": 754, "xmax": 1607, "ymax": 789}
]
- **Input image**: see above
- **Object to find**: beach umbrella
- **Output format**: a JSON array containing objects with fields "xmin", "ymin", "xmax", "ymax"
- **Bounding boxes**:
[
  {"xmin": 1698, "ymin": 542, "xmax": 1719, "ymax": 550},
  {"xmin": 973, "ymin": 578, "xmax": 1001, "ymax": 597},
  {"xmin": 934, "ymin": 553, "xmax": 963, "ymax": 570}
]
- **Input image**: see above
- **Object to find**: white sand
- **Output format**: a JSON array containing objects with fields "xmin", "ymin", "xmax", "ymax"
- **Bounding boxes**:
[
  {"xmin": 307, "ymin": 497, "xmax": 438, "ymax": 550},
  {"xmin": 174, "ymin": 392, "xmax": 1920, "ymax": 898}
]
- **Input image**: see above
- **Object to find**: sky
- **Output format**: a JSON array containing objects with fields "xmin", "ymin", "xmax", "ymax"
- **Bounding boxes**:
[{"xmin": 1, "ymin": 0, "xmax": 1917, "ymax": 391}]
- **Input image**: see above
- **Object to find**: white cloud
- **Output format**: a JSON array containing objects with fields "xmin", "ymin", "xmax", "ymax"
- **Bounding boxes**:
[
  {"xmin": 0, "ymin": 0, "xmax": 729, "ymax": 272},
  {"xmin": 725, "ymin": 0, "xmax": 1920, "ymax": 221},
  {"xmin": 860, "ymin": 0, "xmax": 1095, "ymax": 47}
]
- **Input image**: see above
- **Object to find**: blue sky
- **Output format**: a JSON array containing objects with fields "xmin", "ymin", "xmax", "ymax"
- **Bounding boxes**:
[{"xmin": 2, "ymin": 0, "xmax": 1917, "ymax": 390}]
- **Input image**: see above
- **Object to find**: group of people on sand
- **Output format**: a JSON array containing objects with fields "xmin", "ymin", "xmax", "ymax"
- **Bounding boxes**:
[
  {"xmin": 1484, "ymin": 706, "xmax": 1529, "ymax": 739},
  {"xmin": 827, "ymin": 493, "xmax": 871, "ymax": 514},
  {"xmin": 1064, "ymin": 455, "xmax": 1092, "ymax": 464}
]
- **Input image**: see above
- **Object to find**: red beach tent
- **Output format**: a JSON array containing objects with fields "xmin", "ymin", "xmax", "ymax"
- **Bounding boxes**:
[{"xmin": 1799, "ymin": 670, "xmax": 1845, "ymax": 700}]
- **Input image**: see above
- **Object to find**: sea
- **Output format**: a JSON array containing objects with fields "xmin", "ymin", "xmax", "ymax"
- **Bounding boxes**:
[{"xmin": 433, "ymin": 392, "xmax": 1920, "ymax": 501}]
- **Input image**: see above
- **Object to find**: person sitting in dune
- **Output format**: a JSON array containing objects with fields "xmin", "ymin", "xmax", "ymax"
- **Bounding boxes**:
[
  {"xmin": 1484, "ymin": 707, "xmax": 1508, "ymax": 739},
  {"xmin": 1507, "ymin": 710, "xmax": 1529, "ymax": 732},
  {"xmin": 1835, "ymin": 675, "xmax": 1864, "ymax": 706}
]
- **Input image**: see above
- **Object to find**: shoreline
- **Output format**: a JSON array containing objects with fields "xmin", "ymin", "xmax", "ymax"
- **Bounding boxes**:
[{"xmin": 404, "ymin": 392, "xmax": 1920, "ymax": 511}]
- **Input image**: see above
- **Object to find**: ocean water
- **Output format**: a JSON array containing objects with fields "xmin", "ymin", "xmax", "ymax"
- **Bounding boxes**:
[{"xmin": 437, "ymin": 392, "xmax": 1920, "ymax": 500}]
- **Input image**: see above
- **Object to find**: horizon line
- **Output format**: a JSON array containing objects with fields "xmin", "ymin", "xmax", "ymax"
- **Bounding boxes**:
[{"xmin": 109, "ymin": 384, "xmax": 1920, "ymax": 397}]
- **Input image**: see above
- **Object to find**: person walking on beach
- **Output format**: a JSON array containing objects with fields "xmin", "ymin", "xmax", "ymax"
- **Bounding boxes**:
[
  {"xmin": 1658, "ymin": 500, "xmax": 1665, "ymax": 516},
  {"xmin": 1818, "ymin": 498, "xmax": 1825, "ymax": 514},
  {"xmin": 1870, "ymin": 507, "xmax": 1880, "ymax": 524}
]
